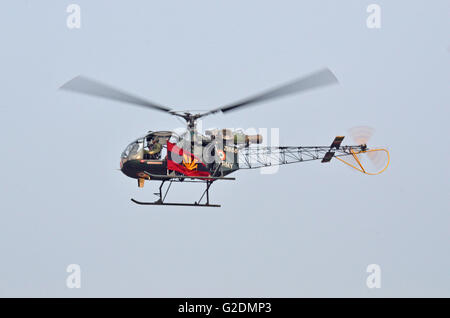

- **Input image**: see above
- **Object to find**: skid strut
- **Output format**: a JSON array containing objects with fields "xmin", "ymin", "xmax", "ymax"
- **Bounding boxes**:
[{"xmin": 131, "ymin": 180, "xmax": 221, "ymax": 207}]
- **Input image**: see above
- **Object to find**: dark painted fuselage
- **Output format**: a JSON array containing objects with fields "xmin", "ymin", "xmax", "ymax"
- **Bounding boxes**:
[{"xmin": 121, "ymin": 159, "xmax": 169, "ymax": 181}]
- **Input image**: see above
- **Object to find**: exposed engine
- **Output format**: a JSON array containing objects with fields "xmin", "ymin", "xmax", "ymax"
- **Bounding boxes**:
[{"xmin": 205, "ymin": 128, "xmax": 263, "ymax": 146}]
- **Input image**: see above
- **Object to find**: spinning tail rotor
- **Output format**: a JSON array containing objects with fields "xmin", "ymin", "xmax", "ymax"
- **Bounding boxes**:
[{"xmin": 334, "ymin": 126, "xmax": 390, "ymax": 175}]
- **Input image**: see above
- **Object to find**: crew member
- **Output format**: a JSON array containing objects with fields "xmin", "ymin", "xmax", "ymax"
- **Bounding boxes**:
[{"xmin": 145, "ymin": 138, "xmax": 162, "ymax": 159}]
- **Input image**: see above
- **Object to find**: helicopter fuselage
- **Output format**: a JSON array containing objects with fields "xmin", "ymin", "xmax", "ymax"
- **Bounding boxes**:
[{"xmin": 119, "ymin": 130, "xmax": 246, "ymax": 186}]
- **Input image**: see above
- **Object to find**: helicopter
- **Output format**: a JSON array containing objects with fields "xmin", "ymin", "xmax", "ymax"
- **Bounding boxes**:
[{"xmin": 60, "ymin": 68, "xmax": 389, "ymax": 207}]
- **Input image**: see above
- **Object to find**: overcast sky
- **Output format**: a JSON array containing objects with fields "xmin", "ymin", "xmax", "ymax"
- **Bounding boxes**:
[{"xmin": 0, "ymin": 0, "xmax": 449, "ymax": 297}]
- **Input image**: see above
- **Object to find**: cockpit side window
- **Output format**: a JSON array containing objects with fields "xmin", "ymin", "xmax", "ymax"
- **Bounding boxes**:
[
  {"xmin": 144, "ymin": 136, "xmax": 165, "ymax": 160},
  {"xmin": 123, "ymin": 132, "xmax": 177, "ymax": 161}
]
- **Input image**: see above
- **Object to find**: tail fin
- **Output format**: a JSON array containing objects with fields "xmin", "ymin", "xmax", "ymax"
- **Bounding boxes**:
[{"xmin": 321, "ymin": 136, "xmax": 345, "ymax": 163}]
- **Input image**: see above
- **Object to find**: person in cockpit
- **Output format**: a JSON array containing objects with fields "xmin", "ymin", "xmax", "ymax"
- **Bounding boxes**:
[{"xmin": 145, "ymin": 137, "xmax": 162, "ymax": 159}]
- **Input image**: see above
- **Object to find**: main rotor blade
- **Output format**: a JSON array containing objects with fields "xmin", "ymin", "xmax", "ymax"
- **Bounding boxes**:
[
  {"xmin": 60, "ymin": 76, "xmax": 173, "ymax": 113},
  {"xmin": 203, "ymin": 68, "xmax": 338, "ymax": 116}
]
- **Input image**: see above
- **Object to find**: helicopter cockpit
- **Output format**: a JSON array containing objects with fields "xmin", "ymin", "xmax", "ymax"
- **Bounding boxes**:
[{"xmin": 120, "ymin": 131, "xmax": 178, "ymax": 162}]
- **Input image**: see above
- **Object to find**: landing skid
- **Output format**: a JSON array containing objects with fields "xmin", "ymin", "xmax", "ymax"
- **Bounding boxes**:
[
  {"xmin": 131, "ymin": 179, "xmax": 221, "ymax": 208},
  {"xmin": 131, "ymin": 198, "xmax": 220, "ymax": 207}
]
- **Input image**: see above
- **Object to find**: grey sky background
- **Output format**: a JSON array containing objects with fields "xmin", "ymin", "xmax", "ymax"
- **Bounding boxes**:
[{"xmin": 0, "ymin": 0, "xmax": 449, "ymax": 297}]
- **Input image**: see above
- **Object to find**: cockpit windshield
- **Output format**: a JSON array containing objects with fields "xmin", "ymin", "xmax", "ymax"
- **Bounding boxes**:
[{"xmin": 121, "ymin": 138, "xmax": 144, "ymax": 160}]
